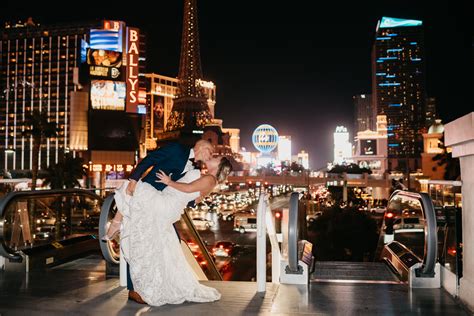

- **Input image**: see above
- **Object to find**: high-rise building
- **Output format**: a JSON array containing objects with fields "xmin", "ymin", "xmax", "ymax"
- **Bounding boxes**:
[
  {"xmin": 0, "ymin": 19, "xmax": 98, "ymax": 171},
  {"xmin": 1, "ymin": 18, "xmax": 146, "ymax": 176},
  {"xmin": 353, "ymin": 94, "xmax": 374, "ymax": 134},
  {"xmin": 425, "ymin": 97, "xmax": 437, "ymax": 128},
  {"xmin": 353, "ymin": 115, "xmax": 388, "ymax": 177},
  {"xmin": 372, "ymin": 17, "xmax": 426, "ymax": 171},
  {"xmin": 333, "ymin": 126, "xmax": 352, "ymax": 165},
  {"xmin": 277, "ymin": 135, "xmax": 292, "ymax": 162},
  {"xmin": 296, "ymin": 150, "xmax": 309, "ymax": 169}
]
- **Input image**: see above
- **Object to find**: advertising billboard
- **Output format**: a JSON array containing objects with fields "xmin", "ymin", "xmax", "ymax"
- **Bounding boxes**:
[
  {"xmin": 126, "ymin": 27, "xmax": 140, "ymax": 113},
  {"xmin": 87, "ymin": 49, "xmax": 122, "ymax": 67},
  {"xmin": 90, "ymin": 27, "xmax": 123, "ymax": 52},
  {"xmin": 153, "ymin": 95, "xmax": 165, "ymax": 133},
  {"xmin": 90, "ymin": 80, "xmax": 126, "ymax": 110},
  {"xmin": 89, "ymin": 65, "xmax": 122, "ymax": 80},
  {"xmin": 361, "ymin": 139, "xmax": 377, "ymax": 156}
]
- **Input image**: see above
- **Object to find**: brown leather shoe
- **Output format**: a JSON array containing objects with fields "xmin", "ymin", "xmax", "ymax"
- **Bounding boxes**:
[{"xmin": 128, "ymin": 290, "xmax": 146, "ymax": 304}]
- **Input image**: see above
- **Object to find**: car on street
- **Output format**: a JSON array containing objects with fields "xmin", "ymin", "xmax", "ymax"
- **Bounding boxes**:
[
  {"xmin": 370, "ymin": 206, "xmax": 387, "ymax": 214},
  {"xmin": 191, "ymin": 217, "xmax": 215, "ymax": 230},
  {"xmin": 212, "ymin": 241, "xmax": 236, "ymax": 257},
  {"xmin": 234, "ymin": 213, "xmax": 257, "ymax": 233},
  {"xmin": 393, "ymin": 216, "xmax": 424, "ymax": 232},
  {"xmin": 34, "ymin": 225, "xmax": 55, "ymax": 240},
  {"xmin": 306, "ymin": 211, "xmax": 322, "ymax": 223},
  {"xmin": 235, "ymin": 208, "xmax": 256, "ymax": 216},
  {"xmin": 219, "ymin": 209, "xmax": 236, "ymax": 221}
]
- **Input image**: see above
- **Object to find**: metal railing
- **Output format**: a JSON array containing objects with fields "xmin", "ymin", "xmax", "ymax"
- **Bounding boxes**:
[
  {"xmin": 257, "ymin": 191, "xmax": 309, "ymax": 292},
  {"xmin": 0, "ymin": 189, "xmax": 103, "ymax": 262},
  {"xmin": 286, "ymin": 192, "xmax": 301, "ymax": 274},
  {"xmin": 384, "ymin": 190, "xmax": 438, "ymax": 278}
]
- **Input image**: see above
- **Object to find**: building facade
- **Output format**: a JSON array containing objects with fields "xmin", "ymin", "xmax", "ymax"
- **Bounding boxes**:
[
  {"xmin": 222, "ymin": 127, "xmax": 240, "ymax": 154},
  {"xmin": 372, "ymin": 17, "xmax": 426, "ymax": 171},
  {"xmin": 421, "ymin": 119, "xmax": 445, "ymax": 180},
  {"xmin": 296, "ymin": 150, "xmax": 309, "ymax": 169},
  {"xmin": 353, "ymin": 115, "xmax": 388, "ymax": 177},
  {"xmin": 353, "ymin": 94, "xmax": 374, "ymax": 134},
  {"xmin": 144, "ymin": 73, "xmax": 216, "ymax": 150},
  {"xmin": 1, "ymin": 19, "xmax": 98, "ymax": 171},
  {"xmin": 425, "ymin": 97, "xmax": 437, "ymax": 128},
  {"xmin": 1, "ymin": 19, "xmax": 146, "ymax": 181},
  {"xmin": 277, "ymin": 135, "xmax": 292, "ymax": 163},
  {"xmin": 333, "ymin": 126, "xmax": 352, "ymax": 165}
]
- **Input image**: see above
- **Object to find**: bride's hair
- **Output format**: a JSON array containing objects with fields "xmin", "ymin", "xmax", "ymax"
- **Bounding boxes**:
[{"xmin": 216, "ymin": 157, "xmax": 233, "ymax": 183}]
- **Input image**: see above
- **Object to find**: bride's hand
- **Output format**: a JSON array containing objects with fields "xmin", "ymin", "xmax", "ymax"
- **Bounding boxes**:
[{"xmin": 156, "ymin": 170, "xmax": 172, "ymax": 185}]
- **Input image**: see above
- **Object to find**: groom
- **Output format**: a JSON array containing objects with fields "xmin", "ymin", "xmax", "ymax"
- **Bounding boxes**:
[{"xmin": 125, "ymin": 139, "xmax": 214, "ymax": 303}]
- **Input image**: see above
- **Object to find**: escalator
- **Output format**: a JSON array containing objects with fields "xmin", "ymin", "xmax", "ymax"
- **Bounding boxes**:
[
  {"xmin": 379, "ymin": 190, "xmax": 438, "ymax": 284},
  {"xmin": 0, "ymin": 189, "xmax": 104, "ymax": 271},
  {"xmin": 308, "ymin": 190, "xmax": 444, "ymax": 287},
  {"xmin": 0, "ymin": 188, "xmax": 221, "ymax": 280}
]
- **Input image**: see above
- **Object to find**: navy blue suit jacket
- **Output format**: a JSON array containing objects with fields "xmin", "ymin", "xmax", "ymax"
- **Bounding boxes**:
[{"xmin": 128, "ymin": 142, "xmax": 191, "ymax": 190}]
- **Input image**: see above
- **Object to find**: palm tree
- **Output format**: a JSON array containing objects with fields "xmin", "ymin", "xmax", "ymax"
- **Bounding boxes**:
[
  {"xmin": 43, "ymin": 153, "xmax": 87, "ymax": 238},
  {"xmin": 43, "ymin": 153, "xmax": 87, "ymax": 189},
  {"xmin": 21, "ymin": 110, "xmax": 58, "ymax": 190}
]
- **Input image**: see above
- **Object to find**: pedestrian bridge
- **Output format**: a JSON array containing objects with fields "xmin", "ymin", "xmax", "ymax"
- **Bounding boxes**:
[
  {"xmin": 227, "ymin": 174, "xmax": 391, "ymax": 188},
  {"xmin": 0, "ymin": 186, "xmax": 470, "ymax": 315}
]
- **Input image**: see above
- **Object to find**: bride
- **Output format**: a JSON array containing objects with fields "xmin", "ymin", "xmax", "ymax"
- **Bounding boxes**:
[{"xmin": 112, "ymin": 156, "xmax": 232, "ymax": 306}]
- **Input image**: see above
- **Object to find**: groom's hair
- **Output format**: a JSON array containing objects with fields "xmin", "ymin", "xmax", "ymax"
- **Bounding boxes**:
[
  {"xmin": 195, "ymin": 139, "xmax": 214, "ymax": 152},
  {"xmin": 196, "ymin": 139, "xmax": 212, "ymax": 147}
]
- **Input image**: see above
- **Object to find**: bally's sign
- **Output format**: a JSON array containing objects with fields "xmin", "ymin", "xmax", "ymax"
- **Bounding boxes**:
[{"xmin": 126, "ymin": 27, "xmax": 139, "ymax": 113}]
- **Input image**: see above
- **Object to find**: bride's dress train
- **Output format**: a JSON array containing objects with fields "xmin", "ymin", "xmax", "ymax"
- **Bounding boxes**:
[{"xmin": 114, "ymin": 169, "xmax": 221, "ymax": 306}]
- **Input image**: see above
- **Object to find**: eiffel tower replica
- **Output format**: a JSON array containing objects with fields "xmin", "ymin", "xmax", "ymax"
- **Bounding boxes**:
[{"xmin": 165, "ymin": 0, "xmax": 212, "ymax": 145}]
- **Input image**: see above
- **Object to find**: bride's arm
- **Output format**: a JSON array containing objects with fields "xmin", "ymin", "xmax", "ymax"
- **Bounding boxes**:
[{"xmin": 156, "ymin": 170, "xmax": 214, "ymax": 193}]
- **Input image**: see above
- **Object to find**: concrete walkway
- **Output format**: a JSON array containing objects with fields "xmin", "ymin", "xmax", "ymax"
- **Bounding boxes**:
[{"xmin": 0, "ymin": 255, "xmax": 469, "ymax": 315}]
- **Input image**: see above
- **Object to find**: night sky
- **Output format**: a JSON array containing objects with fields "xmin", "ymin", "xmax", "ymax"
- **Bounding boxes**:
[{"xmin": 1, "ymin": 1, "xmax": 472, "ymax": 169}]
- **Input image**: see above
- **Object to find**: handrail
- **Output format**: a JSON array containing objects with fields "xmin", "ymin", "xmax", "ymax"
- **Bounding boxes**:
[
  {"xmin": 181, "ymin": 210, "xmax": 222, "ymax": 281},
  {"xmin": 389, "ymin": 190, "xmax": 438, "ymax": 277},
  {"xmin": 287, "ymin": 192, "xmax": 300, "ymax": 273},
  {"xmin": 99, "ymin": 195, "xmax": 119, "ymax": 264},
  {"xmin": 0, "ymin": 189, "xmax": 102, "ymax": 262}
]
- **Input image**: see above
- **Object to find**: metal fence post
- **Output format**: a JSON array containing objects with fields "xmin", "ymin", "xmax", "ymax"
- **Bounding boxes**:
[{"xmin": 257, "ymin": 192, "xmax": 267, "ymax": 293}]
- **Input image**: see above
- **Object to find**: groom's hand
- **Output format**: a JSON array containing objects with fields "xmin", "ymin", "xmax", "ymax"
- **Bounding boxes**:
[{"xmin": 126, "ymin": 180, "xmax": 137, "ymax": 196}]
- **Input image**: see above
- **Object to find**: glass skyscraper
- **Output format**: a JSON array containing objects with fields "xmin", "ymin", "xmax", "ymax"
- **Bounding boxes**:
[
  {"xmin": 353, "ymin": 93, "xmax": 374, "ymax": 134},
  {"xmin": 372, "ymin": 17, "xmax": 426, "ymax": 170}
]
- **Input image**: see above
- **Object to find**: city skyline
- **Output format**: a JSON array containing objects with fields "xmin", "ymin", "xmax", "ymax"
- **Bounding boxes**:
[{"xmin": 1, "ymin": 1, "xmax": 471, "ymax": 169}]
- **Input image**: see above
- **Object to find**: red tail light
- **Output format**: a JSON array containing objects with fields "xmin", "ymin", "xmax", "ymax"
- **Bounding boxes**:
[
  {"xmin": 275, "ymin": 212, "xmax": 281, "ymax": 218},
  {"xmin": 385, "ymin": 212, "xmax": 394, "ymax": 218}
]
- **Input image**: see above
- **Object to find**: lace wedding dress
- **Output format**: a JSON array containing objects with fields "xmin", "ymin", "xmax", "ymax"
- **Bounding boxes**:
[{"xmin": 114, "ymin": 169, "xmax": 221, "ymax": 306}]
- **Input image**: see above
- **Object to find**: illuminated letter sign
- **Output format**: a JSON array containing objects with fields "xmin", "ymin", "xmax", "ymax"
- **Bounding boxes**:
[{"xmin": 126, "ymin": 27, "xmax": 140, "ymax": 113}]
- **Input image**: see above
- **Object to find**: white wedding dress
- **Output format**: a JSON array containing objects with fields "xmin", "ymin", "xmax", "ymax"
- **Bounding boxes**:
[{"xmin": 114, "ymin": 169, "xmax": 221, "ymax": 306}]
